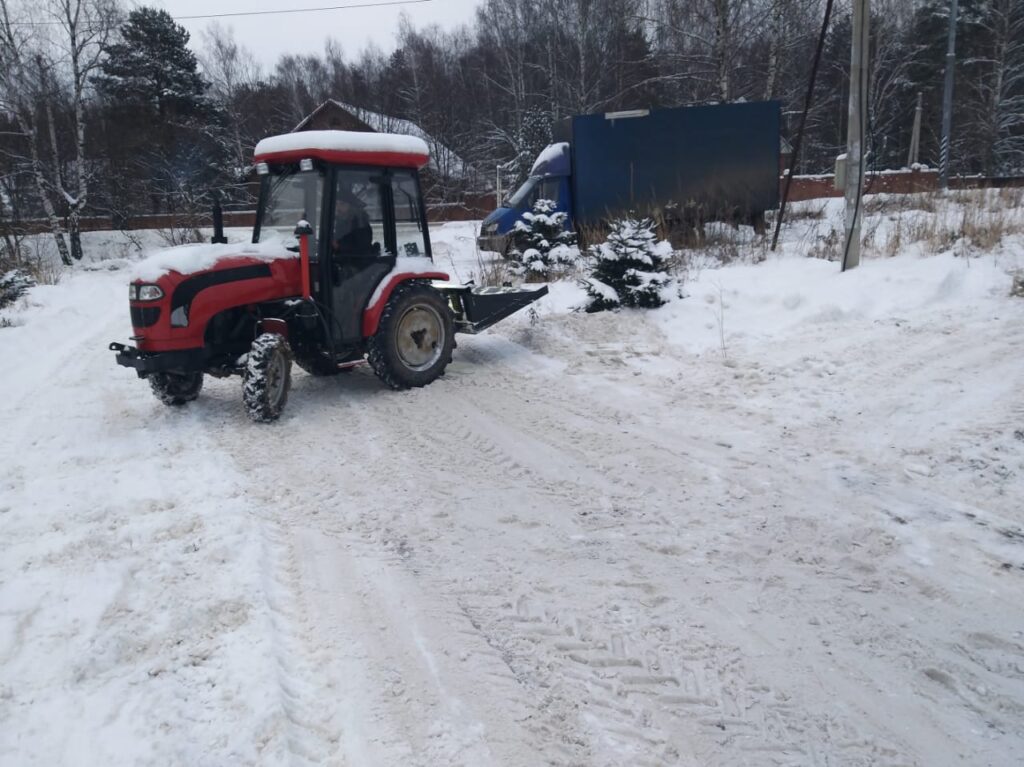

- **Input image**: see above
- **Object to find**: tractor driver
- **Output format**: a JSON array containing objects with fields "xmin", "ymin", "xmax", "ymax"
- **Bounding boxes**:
[{"xmin": 331, "ymin": 186, "xmax": 373, "ymax": 256}]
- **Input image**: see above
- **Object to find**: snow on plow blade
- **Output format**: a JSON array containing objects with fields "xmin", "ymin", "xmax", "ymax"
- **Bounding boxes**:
[{"xmin": 442, "ymin": 284, "xmax": 548, "ymax": 335}]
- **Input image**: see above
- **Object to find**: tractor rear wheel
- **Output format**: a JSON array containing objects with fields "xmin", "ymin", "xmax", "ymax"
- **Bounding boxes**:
[
  {"xmin": 368, "ymin": 282, "xmax": 454, "ymax": 390},
  {"xmin": 243, "ymin": 333, "xmax": 292, "ymax": 422},
  {"xmin": 149, "ymin": 371, "xmax": 203, "ymax": 406}
]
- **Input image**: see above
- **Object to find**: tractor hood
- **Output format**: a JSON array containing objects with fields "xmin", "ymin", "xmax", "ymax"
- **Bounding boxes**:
[{"xmin": 131, "ymin": 237, "xmax": 299, "ymax": 283}]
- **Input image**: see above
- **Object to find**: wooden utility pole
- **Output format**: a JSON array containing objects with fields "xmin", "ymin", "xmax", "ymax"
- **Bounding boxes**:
[
  {"xmin": 939, "ymin": 0, "xmax": 959, "ymax": 188},
  {"xmin": 842, "ymin": 0, "xmax": 869, "ymax": 272}
]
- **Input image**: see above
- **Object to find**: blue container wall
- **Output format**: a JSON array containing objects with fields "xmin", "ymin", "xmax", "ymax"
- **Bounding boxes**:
[{"xmin": 570, "ymin": 101, "xmax": 780, "ymax": 227}]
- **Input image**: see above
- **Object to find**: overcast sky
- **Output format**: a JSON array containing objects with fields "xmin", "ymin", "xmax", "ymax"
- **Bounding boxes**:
[{"xmin": 150, "ymin": 0, "xmax": 482, "ymax": 69}]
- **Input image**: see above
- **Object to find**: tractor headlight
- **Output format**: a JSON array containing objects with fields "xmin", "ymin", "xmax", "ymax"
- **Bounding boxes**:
[
  {"xmin": 137, "ymin": 284, "xmax": 164, "ymax": 301},
  {"xmin": 128, "ymin": 284, "xmax": 137, "ymax": 300}
]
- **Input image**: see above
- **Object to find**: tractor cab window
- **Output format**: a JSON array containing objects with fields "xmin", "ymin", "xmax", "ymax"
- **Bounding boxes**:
[
  {"xmin": 392, "ymin": 170, "xmax": 428, "ymax": 257},
  {"xmin": 331, "ymin": 170, "xmax": 386, "ymax": 258},
  {"xmin": 256, "ymin": 169, "xmax": 323, "ymax": 248}
]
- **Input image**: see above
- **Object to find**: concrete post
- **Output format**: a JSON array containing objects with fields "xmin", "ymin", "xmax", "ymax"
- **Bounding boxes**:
[{"xmin": 939, "ymin": 0, "xmax": 959, "ymax": 188}]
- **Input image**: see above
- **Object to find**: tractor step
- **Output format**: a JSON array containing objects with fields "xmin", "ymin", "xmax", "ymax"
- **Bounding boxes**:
[{"xmin": 441, "ymin": 284, "xmax": 549, "ymax": 334}]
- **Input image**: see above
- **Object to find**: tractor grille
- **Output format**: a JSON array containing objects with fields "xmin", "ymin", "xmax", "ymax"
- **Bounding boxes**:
[{"xmin": 130, "ymin": 305, "xmax": 161, "ymax": 328}]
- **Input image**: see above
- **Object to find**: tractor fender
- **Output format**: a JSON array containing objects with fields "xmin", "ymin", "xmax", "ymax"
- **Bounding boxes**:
[
  {"xmin": 362, "ymin": 269, "xmax": 449, "ymax": 338},
  {"xmin": 258, "ymin": 318, "xmax": 289, "ymax": 338}
]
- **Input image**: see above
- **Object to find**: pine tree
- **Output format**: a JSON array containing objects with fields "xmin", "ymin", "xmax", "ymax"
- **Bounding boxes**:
[
  {"xmin": 94, "ymin": 7, "xmax": 219, "ymax": 217},
  {"xmin": 94, "ymin": 8, "xmax": 210, "ymax": 119},
  {"xmin": 584, "ymin": 217, "xmax": 673, "ymax": 312},
  {"xmin": 509, "ymin": 198, "xmax": 578, "ymax": 280}
]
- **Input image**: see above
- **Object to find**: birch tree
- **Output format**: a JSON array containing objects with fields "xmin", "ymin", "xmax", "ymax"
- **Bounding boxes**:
[
  {"xmin": 199, "ymin": 23, "xmax": 264, "ymax": 196},
  {"xmin": 0, "ymin": 1, "xmax": 71, "ymax": 263},
  {"xmin": 0, "ymin": 0, "xmax": 117, "ymax": 264},
  {"xmin": 966, "ymin": 0, "xmax": 1024, "ymax": 174},
  {"xmin": 50, "ymin": 0, "xmax": 119, "ymax": 260}
]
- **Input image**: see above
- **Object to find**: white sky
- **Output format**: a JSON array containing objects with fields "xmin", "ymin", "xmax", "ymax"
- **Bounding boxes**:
[{"xmin": 150, "ymin": 0, "xmax": 482, "ymax": 69}]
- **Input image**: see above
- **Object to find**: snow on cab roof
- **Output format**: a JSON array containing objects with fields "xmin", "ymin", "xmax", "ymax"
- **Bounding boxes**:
[{"xmin": 253, "ymin": 130, "xmax": 430, "ymax": 169}]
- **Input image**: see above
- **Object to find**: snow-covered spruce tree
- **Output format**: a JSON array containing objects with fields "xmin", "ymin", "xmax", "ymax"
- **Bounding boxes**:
[
  {"xmin": 517, "ymin": 107, "xmax": 553, "ymax": 183},
  {"xmin": 0, "ymin": 269, "xmax": 35, "ymax": 311},
  {"xmin": 509, "ymin": 198, "xmax": 578, "ymax": 280},
  {"xmin": 584, "ymin": 217, "xmax": 673, "ymax": 312},
  {"xmin": 93, "ymin": 8, "xmax": 219, "ymax": 219}
]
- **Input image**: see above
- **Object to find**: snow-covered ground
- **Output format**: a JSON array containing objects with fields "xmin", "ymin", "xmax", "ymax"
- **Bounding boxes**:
[{"xmin": 2, "ymin": 200, "xmax": 1024, "ymax": 766}]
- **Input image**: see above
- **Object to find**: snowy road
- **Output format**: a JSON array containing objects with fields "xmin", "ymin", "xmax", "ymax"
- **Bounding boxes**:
[{"xmin": 2, "ymin": 231, "xmax": 1024, "ymax": 765}]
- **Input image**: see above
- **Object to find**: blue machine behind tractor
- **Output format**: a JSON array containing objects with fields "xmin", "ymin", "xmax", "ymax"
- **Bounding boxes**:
[{"xmin": 478, "ymin": 100, "xmax": 781, "ymax": 254}]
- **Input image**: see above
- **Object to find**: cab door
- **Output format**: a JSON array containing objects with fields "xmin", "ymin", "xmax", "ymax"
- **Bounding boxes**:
[{"xmin": 322, "ymin": 168, "xmax": 395, "ymax": 344}]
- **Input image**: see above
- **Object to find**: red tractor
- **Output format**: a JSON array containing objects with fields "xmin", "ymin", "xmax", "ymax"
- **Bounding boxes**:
[{"xmin": 110, "ymin": 131, "xmax": 546, "ymax": 422}]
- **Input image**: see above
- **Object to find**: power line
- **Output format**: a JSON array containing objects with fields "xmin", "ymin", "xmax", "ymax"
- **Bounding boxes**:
[
  {"xmin": 175, "ymin": 0, "xmax": 432, "ymax": 22},
  {"xmin": 8, "ymin": 0, "xmax": 432, "ymax": 26}
]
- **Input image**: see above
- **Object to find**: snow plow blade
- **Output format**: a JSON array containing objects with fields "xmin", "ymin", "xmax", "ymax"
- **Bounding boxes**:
[{"xmin": 441, "ymin": 284, "xmax": 548, "ymax": 334}]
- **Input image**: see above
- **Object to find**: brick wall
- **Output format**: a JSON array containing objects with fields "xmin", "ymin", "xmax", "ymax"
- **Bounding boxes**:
[
  {"xmin": 783, "ymin": 168, "xmax": 941, "ymax": 202},
  {"xmin": 427, "ymin": 192, "xmax": 497, "ymax": 222},
  {"xmin": 6, "ymin": 173, "xmax": 1021, "ymax": 238},
  {"xmin": 783, "ymin": 169, "xmax": 1024, "ymax": 202}
]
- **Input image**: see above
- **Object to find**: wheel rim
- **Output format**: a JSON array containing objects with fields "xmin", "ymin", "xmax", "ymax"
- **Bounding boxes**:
[
  {"xmin": 396, "ymin": 304, "xmax": 445, "ymax": 371},
  {"xmin": 265, "ymin": 350, "xmax": 286, "ymax": 406}
]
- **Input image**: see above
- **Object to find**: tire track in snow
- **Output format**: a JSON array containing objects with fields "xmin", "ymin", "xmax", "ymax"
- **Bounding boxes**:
[
  {"xmin": 203, "ymin": 295, "xmax": 1021, "ymax": 766},
  {"xmin": 212, "ymin": 378, "xmax": 558, "ymax": 766},
  {"xmin": 360, "ymin": 360, "xmax": 907, "ymax": 766}
]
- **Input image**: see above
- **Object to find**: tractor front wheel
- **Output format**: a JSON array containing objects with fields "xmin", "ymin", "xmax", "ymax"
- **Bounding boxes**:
[
  {"xmin": 243, "ymin": 333, "xmax": 292, "ymax": 422},
  {"xmin": 149, "ymin": 371, "xmax": 204, "ymax": 406},
  {"xmin": 368, "ymin": 282, "xmax": 454, "ymax": 390}
]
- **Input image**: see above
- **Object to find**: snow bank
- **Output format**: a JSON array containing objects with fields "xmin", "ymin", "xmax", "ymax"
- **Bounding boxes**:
[
  {"xmin": 658, "ymin": 250, "xmax": 1020, "ymax": 354},
  {"xmin": 0, "ymin": 271, "xmax": 288, "ymax": 764}
]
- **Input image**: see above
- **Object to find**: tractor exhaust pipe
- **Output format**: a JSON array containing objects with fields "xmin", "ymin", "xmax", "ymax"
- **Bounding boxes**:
[
  {"xmin": 211, "ymin": 194, "xmax": 228, "ymax": 244},
  {"xmin": 294, "ymin": 220, "xmax": 314, "ymax": 300}
]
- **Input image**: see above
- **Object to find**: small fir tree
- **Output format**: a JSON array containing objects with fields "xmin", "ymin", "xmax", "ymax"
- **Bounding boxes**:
[
  {"xmin": 0, "ymin": 269, "xmax": 35, "ymax": 311},
  {"xmin": 584, "ymin": 217, "xmax": 673, "ymax": 312},
  {"xmin": 509, "ymin": 198, "xmax": 578, "ymax": 280}
]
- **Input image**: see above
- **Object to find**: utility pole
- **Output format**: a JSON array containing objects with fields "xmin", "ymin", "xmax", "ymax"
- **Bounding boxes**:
[
  {"xmin": 939, "ymin": 0, "xmax": 959, "ymax": 188},
  {"xmin": 842, "ymin": 0, "xmax": 869, "ymax": 272},
  {"xmin": 908, "ymin": 92, "xmax": 923, "ymax": 167}
]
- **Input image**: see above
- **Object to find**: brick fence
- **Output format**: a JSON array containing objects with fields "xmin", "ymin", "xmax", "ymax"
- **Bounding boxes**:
[
  {"xmin": 3, "ymin": 197, "xmax": 498, "ymax": 237},
  {"xmin": 4, "ymin": 172, "xmax": 1021, "ymax": 237},
  {"xmin": 784, "ymin": 169, "xmax": 1024, "ymax": 202}
]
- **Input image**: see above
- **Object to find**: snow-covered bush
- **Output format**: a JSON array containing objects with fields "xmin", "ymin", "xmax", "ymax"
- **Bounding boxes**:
[
  {"xmin": 509, "ymin": 199, "xmax": 578, "ymax": 280},
  {"xmin": 1011, "ymin": 273, "xmax": 1024, "ymax": 299},
  {"xmin": 0, "ymin": 269, "xmax": 35, "ymax": 311},
  {"xmin": 583, "ymin": 217, "xmax": 673, "ymax": 312}
]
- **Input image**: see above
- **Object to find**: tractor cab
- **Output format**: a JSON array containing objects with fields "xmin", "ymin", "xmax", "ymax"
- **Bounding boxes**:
[
  {"xmin": 252, "ymin": 133, "xmax": 443, "ymax": 354},
  {"xmin": 111, "ymin": 130, "xmax": 548, "ymax": 422}
]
